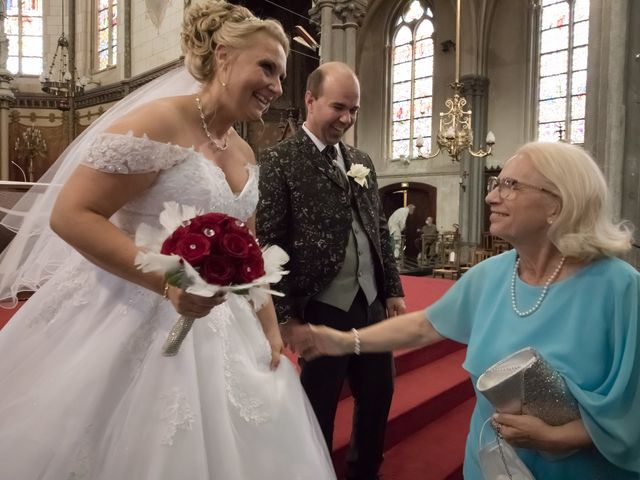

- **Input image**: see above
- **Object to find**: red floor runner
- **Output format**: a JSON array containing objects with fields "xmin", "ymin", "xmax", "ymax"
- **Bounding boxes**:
[
  {"xmin": 0, "ymin": 301, "xmax": 22, "ymax": 330},
  {"xmin": 400, "ymin": 275, "xmax": 455, "ymax": 311}
]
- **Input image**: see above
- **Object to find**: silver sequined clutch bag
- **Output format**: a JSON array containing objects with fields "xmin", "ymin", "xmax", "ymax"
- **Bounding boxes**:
[{"xmin": 476, "ymin": 347, "xmax": 580, "ymax": 426}]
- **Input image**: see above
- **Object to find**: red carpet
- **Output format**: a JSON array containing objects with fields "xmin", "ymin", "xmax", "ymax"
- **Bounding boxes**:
[
  {"xmin": 329, "ymin": 276, "xmax": 471, "ymax": 480},
  {"xmin": 0, "ymin": 277, "xmax": 470, "ymax": 480},
  {"xmin": 0, "ymin": 301, "xmax": 22, "ymax": 330},
  {"xmin": 400, "ymin": 275, "xmax": 456, "ymax": 311}
]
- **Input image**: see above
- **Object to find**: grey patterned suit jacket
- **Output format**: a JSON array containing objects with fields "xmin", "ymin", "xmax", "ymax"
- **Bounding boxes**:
[{"xmin": 257, "ymin": 129, "xmax": 404, "ymax": 322}]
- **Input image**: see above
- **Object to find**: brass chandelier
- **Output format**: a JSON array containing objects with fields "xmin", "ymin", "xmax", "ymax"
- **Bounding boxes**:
[
  {"xmin": 417, "ymin": 0, "xmax": 495, "ymax": 162},
  {"xmin": 39, "ymin": 0, "xmax": 85, "ymax": 99}
]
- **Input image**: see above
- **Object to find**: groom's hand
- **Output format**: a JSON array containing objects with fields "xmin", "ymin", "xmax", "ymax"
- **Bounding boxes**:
[{"xmin": 386, "ymin": 297, "xmax": 406, "ymax": 317}]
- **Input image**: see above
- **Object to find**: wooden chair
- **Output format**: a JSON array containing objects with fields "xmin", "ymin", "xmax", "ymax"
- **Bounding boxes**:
[{"xmin": 472, "ymin": 248, "xmax": 492, "ymax": 265}]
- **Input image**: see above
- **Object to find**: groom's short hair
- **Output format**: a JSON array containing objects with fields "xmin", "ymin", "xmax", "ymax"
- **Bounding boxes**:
[{"xmin": 306, "ymin": 68, "xmax": 325, "ymax": 98}]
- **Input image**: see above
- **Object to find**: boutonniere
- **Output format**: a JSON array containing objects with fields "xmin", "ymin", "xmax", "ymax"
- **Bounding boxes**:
[{"xmin": 347, "ymin": 163, "xmax": 371, "ymax": 188}]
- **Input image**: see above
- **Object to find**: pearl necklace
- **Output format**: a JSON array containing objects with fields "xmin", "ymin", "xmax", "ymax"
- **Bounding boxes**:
[
  {"xmin": 510, "ymin": 255, "xmax": 566, "ymax": 317},
  {"xmin": 195, "ymin": 96, "xmax": 229, "ymax": 152}
]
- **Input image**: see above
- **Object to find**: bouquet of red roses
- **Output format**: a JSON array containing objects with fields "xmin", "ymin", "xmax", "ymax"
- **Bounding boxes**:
[{"xmin": 135, "ymin": 202, "xmax": 289, "ymax": 356}]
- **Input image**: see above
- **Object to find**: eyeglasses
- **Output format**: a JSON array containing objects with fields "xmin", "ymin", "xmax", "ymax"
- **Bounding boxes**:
[{"xmin": 486, "ymin": 176, "xmax": 558, "ymax": 200}]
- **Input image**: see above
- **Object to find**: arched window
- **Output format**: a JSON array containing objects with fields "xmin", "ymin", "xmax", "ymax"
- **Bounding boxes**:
[
  {"xmin": 391, "ymin": 0, "xmax": 434, "ymax": 160},
  {"xmin": 537, "ymin": 0, "xmax": 590, "ymax": 144},
  {"xmin": 4, "ymin": 0, "xmax": 43, "ymax": 75},
  {"xmin": 96, "ymin": 0, "xmax": 118, "ymax": 70}
]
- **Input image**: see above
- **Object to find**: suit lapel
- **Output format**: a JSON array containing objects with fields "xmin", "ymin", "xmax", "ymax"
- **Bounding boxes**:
[
  {"xmin": 339, "ymin": 142, "xmax": 352, "ymax": 172},
  {"xmin": 298, "ymin": 131, "xmax": 348, "ymax": 191}
]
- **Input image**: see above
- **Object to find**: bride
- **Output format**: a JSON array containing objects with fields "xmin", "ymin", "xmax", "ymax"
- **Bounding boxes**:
[{"xmin": 0, "ymin": 1, "xmax": 335, "ymax": 479}]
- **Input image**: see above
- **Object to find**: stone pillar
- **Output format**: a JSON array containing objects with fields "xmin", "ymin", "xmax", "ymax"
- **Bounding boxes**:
[
  {"xmin": 311, "ymin": 1, "xmax": 367, "ymax": 66},
  {"xmin": 124, "ymin": 0, "xmax": 132, "ymax": 79},
  {"xmin": 460, "ymin": 74, "xmax": 490, "ymax": 245},
  {"xmin": 309, "ymin": 1, "xmax": 368, "ymax": 146},
  {"xmin": 0, "ymin": 0, "xmax": 16, "ymax": 181},
  {"xmin": 67, "ymin": 0, "xmax": 77, "ymax": 143},
  {"xmin": 335, "ymin": 1, "xmax": 366, "ymax": 68},
  {"xmin": 584, "ymin": 0, "xmax": 629, "ymax": 220},
  {"xmin": 310, "ymin": 0, "xmax": 335, "ymax": 64}
]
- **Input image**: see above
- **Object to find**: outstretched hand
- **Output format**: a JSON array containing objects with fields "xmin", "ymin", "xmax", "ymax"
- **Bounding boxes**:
[{"xmin": 289, "ymin": 323, "xmax": 350, "ymax": 360}]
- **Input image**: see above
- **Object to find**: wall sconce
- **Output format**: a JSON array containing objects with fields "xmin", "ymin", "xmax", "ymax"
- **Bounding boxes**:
[{"xmin": 14, "ymin": 124, "xmax": 48, "ymax": 182}]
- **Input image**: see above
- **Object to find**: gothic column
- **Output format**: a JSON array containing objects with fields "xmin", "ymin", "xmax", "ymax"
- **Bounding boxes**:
[
  {"xmin": 0, "ymin": 1, "xmax": 16, "ymax": 181},
  {"xmin": 309, "ymin": 0, "xmax": 335, "ymax": 64},
  {"xmin": 309, "ymin": 1, "xmax": 368, "ymax": 146},
  {"xmin": 459, "ymin": 74, "xmax": 490, "ymax": 245},
  {"xmin": 67, "ymin": 0, "xmax": 77, "ymax": 142},
  {"xmin": 584, "ymin": 0, "xmax": 630, "ymax": 220},
  {"xmin": 335, "ymin": 1, "xmax": 366, "ymax": 68},
  {"xmin": 310, "ymin": 0, "xmax": 367, "ymax": 67}
]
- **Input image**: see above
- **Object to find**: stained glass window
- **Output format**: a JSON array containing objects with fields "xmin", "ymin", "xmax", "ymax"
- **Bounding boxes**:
[
  {"xmin": 391, "ymin": 1, "xmax": 434, "ymax": 159},
  {"xmin": 4, "ymin": 0, "xmax": 43, "ymax": 75},
  {"xmin": 537, "ymin": 0, "xmax": 590, "ymax": 144},
  {"xmin": 96, "ymin": 0, "xmax": 118, "ymax": 70}
]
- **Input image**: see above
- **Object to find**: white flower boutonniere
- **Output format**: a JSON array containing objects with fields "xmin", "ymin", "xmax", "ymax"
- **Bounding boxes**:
[{"xmin": 347, "ymin": 163, "xmax": 371, "ymax": 188}]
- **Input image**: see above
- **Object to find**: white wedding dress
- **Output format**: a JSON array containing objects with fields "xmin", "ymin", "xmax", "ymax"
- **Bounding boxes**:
[{"xmin": 0, "ymin": 133, "xmax": 336, "ymax": 480}]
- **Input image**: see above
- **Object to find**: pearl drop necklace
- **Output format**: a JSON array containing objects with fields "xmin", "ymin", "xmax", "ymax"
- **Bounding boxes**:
[
  {"xmin": 195, "ymin": 96, "xmax": 229, "ymax": 152},
  {"xmin": 510, "ymin": 255, "xmax": 566, "ymax": 317}
]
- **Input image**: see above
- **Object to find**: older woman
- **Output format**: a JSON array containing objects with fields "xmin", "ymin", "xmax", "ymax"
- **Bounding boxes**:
[{"xmin": 293, "ymin": 141, "xmax": 639, "ymax": 479}]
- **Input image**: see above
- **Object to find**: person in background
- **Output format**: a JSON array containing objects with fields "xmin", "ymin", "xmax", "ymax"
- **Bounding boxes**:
[
  {"xmin": 292, "ymin": 141, "xmax": 640, "ymax": 479},
  {"xmin": 257, "ymin": 61, "xmax": 405, "ymax": 480},
  {"xmin": 387, "ymin": 203, "xmax": 416, "ymax": 259},
  {"xmin": 0, "ymin": 2, "xmax": 336, "ymax": 478},
  {"xmin": 416, "ymin": 216, "xmax": 438, "ymax": 262}
]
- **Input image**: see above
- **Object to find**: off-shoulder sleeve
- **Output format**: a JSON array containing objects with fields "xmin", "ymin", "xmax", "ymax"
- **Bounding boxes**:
[{"xmin": 82, "ymin": 133, "xmax": 194, "ymax": 174}]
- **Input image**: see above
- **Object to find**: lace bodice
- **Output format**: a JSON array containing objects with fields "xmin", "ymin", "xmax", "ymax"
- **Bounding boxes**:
[{"xmin": 83, "ymin": 133, "xmax": 258, "ymax": 234}]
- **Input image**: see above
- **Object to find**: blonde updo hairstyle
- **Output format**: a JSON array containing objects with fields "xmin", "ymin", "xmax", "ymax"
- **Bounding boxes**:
[
  {"xmin": 515, "ymin": 141, "xmax": 633, "ymax": 260},
  {"xmin": 181, "ymin": 0, "xmax": 289, "ymax": 83}
]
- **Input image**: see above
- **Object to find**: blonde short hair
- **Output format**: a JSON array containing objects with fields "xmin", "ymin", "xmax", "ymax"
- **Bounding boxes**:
[
  {"xmin": 181, "ymin": 0, "xmax": 289, "ymax": 83},
  {"xmin": 515, "ymin": 141, "xmax": 633, "ymax": 260}
]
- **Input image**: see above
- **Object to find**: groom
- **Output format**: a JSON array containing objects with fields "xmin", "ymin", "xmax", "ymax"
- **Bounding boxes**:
[{"xmin": 257, "ymin": 62, "xmax": 405, "ymax": 480}]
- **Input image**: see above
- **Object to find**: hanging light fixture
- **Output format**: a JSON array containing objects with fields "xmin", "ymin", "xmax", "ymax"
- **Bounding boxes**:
[
  {"xmin": 39, "ymin": 0, "xmax": 86, "ymax": 100},
  {"xmin": 416, "ymin": 0, "xmax": 495, "ymax": 162}
]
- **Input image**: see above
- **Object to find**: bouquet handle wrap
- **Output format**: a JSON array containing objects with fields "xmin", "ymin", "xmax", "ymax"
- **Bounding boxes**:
[
  {"xmin": 162, "ymin": 315, "xmax": 196, "ymax": 356},
  {"xmin": 476, "ymin": 347, "xmax": 580, "ymax": 426}
]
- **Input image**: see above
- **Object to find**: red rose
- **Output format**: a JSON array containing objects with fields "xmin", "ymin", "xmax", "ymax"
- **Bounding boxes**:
[
  {"xmin": 189, "ymin": 213, "xmax": 228, "ymax": 239},
  {"xmin": 245, "ymin": 237, "xmax": 262, "ymax": 259},
  {"xmin": 161, "ymin": 226, "xmax": 190, "ymax": 255},
  {"xmin": 237, "ymin": 255, "xmax": 265, "ymax": 283},
  {"xmin": 201, "ymin": 255, "xmax": 236, "ymax": 285},
  {"xmin": 175, "ymin": 233, "xmax": 211, "ymax": 265},
  {"xmin": 219, "ymin": 217, "xmax": 251, "ymax": 235},
  {"xmin": 220, "ymin": 232, "xmax": 250, "ymax": 258}
]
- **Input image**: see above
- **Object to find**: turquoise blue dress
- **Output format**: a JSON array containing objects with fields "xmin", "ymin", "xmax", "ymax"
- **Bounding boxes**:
[{"xmin": 427, "ymin": 250, "xmax": 640, "ymax": 479}]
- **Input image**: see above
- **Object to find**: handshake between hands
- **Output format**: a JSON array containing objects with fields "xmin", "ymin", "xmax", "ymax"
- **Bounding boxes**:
[{"xmin": 280, "ymin": 319, "xmax": 353, "ymax": 360}]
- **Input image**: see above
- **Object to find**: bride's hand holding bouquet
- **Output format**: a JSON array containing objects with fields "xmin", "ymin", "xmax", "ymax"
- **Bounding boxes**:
[{"xmin": 134, "ymin": 202, "xmax": 289, "ymax": 356}]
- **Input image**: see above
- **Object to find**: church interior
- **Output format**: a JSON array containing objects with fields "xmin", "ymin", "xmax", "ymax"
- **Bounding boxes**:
[
  {"xmin": 1, "ymin": 0, "xmax": 639, "ymax": 270},
  {"xmin": 1, "ymin": 0, "xmax": 639, "ymax": 478}
]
